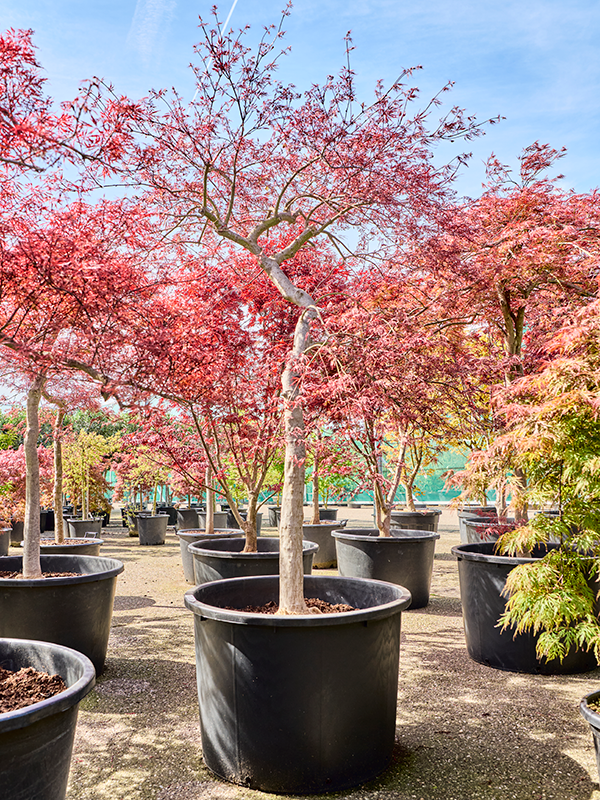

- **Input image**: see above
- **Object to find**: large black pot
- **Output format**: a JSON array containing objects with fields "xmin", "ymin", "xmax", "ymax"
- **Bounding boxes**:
[
  {"xmin": 188, "ymin": 537, "xmax": 318, "ymax": 585},
  {"xmin": 301, "ymin": 521, "xmax": 346, "ymax": 568},
  {"xmin": 580, "ymin": 691, "xmax": 600, "ymax": 782},
  {"xmin": 44, "ymin": 508, "xmax": 55, "ymax": 532},
  {"xmin": 177, "ymin": 529, "xmax": 244, "ymax": 584},
  {"xmin": 137, "ymin": 514, "xmax": 168, "ymax": 545},
  {"xmin": 333, "ymin": 527, "xmax": 439, "ymax": 609},
  {"xmin": 462, "ymin": 517, "xmax": 509, "ymax": 544},
  {"xmin": 390, "ymin": 509, "xmax": 442, "ymax": 532},
  {"xmin": 0, "ymin": 527, "xmax": 10, "ymax": 556},
  {"xmin": 184, "ymin": 574, "xmax": 412, "ymax": 794},
  {"xmin": 29, "ymin": 538, "xmax": 104, "ymax": 557},
  {"xmin": 452, "ymin": 542, "xmax": 598, "ymax": 674},
  {"xmin": 0, "ymin": 554, "xmax": 124, "ymax": 674},
  {"xmin": 0, "ymin": 638, "xmax": 96, "ymax": 800},
  {"xmin": 176, "ymin": 508, "xmax": 200, "ymax": 530}
]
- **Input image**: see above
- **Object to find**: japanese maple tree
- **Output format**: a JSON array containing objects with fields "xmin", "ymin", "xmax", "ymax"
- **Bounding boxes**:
[{"xmin": 73, "ymin": 8, "xmax": 494, "ymax": 611}]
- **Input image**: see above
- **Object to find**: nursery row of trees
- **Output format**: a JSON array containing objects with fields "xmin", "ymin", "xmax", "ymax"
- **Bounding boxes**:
[{"xmin": 1, "ymin": 18, "xmax": 599, "ymax": 609}]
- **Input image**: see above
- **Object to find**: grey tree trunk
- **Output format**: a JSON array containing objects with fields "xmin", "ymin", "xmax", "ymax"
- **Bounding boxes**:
[{"xmin": 22, "ymin": 375, "xmax": 45, "ymax": 579}]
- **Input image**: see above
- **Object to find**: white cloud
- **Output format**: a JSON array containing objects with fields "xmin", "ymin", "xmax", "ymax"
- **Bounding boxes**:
[{"xmin": 127, "ymin": 0, "xmax": 177, "ymax": 68}]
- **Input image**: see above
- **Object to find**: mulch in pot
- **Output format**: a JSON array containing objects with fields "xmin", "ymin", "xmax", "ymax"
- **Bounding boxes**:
[
  {"xmin": 229, "ymin": 598, "xmax": 355, "ymax": 614},
  {"xmin": 0, "ymin": 571, "xmax": 82, "ymax": 579},
  {"xmin": 0, "ymin": 666, "xmax": 67, "ymax": 713}
]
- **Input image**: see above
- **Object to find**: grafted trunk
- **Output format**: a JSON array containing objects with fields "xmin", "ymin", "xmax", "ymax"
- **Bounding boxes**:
[
  {"xmin": 278, "ymin": 308, "xmax": 317, "ymax": 615},
  {"xmin": 23, "ymin": 375, "xmax": 45, "ymax": 579}
]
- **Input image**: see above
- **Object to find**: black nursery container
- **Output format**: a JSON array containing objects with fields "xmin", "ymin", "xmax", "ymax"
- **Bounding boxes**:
[
  {"xmin": 0, "ymin": 637, "xmax": 96, "ymax": 800},
  {"xmin": 184, "ymin": 574, "xmax": 411, "ymax": 794},
  {"xmin": 333, "ymin": 527, "xmax": 439, "ymax": 608},
  {"xmin": 452, "ymin": 542, "xmax": 597, "ymax": 674}
]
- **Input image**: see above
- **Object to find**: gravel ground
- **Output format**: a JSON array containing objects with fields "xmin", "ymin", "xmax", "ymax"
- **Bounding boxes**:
[{"xmin": 67, "ymin": 508, "xmax": 600, "ymax": 800}]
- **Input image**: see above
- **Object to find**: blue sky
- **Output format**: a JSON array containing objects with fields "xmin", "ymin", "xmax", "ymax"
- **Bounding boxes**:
[{"xmin": 4, "ymin": 0, "xmax": 599, "ymax": 199}]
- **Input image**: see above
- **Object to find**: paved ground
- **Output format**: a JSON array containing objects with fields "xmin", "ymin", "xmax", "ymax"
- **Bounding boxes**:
[{"xmin": 67, "ymin": 508, "xmax": 600, "ymax": 800}]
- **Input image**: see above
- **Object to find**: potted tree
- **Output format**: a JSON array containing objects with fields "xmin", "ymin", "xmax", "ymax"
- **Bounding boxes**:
[{"xmin": 76, "ymin": 8, "xmax": 493, "ymax": 790}]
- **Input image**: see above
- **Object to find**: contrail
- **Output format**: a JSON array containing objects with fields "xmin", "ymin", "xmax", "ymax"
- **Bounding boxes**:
[{"xmin": 191, "ymin": 0, "xmax": 240, "ymax": 103}]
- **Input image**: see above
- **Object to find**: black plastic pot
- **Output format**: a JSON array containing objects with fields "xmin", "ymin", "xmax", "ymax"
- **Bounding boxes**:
[
  {"xmin": 0, "ymin": 527, "xmax": 10, "ymax": 556},
  {"xmin": 333, "ymin": 527, "xmax": 439, "ymax": 608},
  {"xmin": 301, "ymin": 521, "xmax": 346, "ymax": 568},
  {"xmin": 188, "ymin": 537, "xmax": 319, "ymax": 585},
  {"xmin": 462, "ymin": 517, "xmax": 513, "ymax": 544},
  {"xmin": 156, "ymin": 505, "xmax": 178, "ymax": 525},
  {"xmin": 44, "ymin": 508, "xmax": 55, "ymax": 532},
  {"xmin": 0, "ymin": 637, "xmax": 96, "ymax": 800},
  {"xmin": 451, "ymin": 542, "xmax": 598, "ymax": 674},
  {"xmin": 21, "ymin": 538, "xmax": 104, "ymax": 557},
  {"xmin": 390, "ymin": 509, "xmax": 442, "ymax": 532},
  {"xmin": 197, "ymin": 510, "xmax": 228, "ymax": 529},
  {"xmin": 580, "ymin": 691, "xmax": 600, "ymax": 782},
  {"xmin": 67, "ymin": 518, "xmax": 103, "ymax": 539},
  {"xmin": 184, "ymin": 574, "xmax": 412, "ymax": 794},
  {"xmin": 137, "ymin": 514, "xmax": 168, "ymax": 545},
  {"xmin": 317, "ymin": 507, "xmax": 338, "ymax": 521},
  {"xmin": 0, "ymin": 554, "xmax": 124, "ymax": 674},
  {"xmin": 457, "ymin": 507, "xmax": 498, "ymax": 543},
  {"xmin": 39, "ymin": 510, "xmax": 48, "ymax": 533},
  {"xmin": 176, "ymin": 508, "xmax": 200, "ymax": 531},
  {"xmin": 177, "ymin": 529, "xmax": 244, "ymax": 584},
  {"xmin": 10, "ymin": 520, "xmax": 23, "ymax": 547},
  {"xmin": 267, "ymin": 506, "xmax": 281, "ymax": 526}
]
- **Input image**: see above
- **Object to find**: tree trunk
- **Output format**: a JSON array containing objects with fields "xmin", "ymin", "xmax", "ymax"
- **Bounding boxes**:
[
  {"xmin": 310, "ymin": 448, "xmax": 320, "ymax": 525},
  {"xmin": 52, "ymin": 405, "xmax": 66, "ymax": 544},
  {"xmin": 403, "ymin": 480, "xmax": 417, "ymax": 512},
  {"xmin": 278, "ymin": 308, "xmax": 316, "ymax": 614},
  {"xmin": 205, "ymin": 466, "xmax": 214, "ymax": 536},
  {"xmin": 22, "ymin": 375, "xmax": 45, "ymax": 579}
]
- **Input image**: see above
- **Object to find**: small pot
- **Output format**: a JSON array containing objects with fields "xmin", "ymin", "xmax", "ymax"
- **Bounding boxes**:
[
  {"xmin": 10, "ymin": 520, "xmax": 23, "ymax": 547},
  {"xmin": 35, "ymin": 538, "xmax": 104, "ymax": 556},
  {"xmin": 0, "ymin": 637, "xmax": 96, "ymax": 800},
  {"xmin": 176, "ymin": 508, "xmax": 201, "ymax": 531},
  {"xmin": 188, "ymin": 537, "xmax": 318, "ymax": 585},
  {"xmin": 0, "ymin": 527, "xmax": 10, "ymax": 556},
  {"xmin": 137, "ymin": 514, "xmax": 168, "ymax": 545},
  {"xmin": 197, "ymin": 510, "xmax": 228, "ymax": 529}
]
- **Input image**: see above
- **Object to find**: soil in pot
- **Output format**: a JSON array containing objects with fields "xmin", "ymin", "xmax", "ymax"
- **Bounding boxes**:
[
  {"xmin": 0, "ymin": 638, "xmax": 96, "ymax": 800},
  {"xmin": 184, "ymin": 574, "xmax": 412, "ymax": 794},
  {"xmin": 452, "ymin": 541, "xmax": 598, "ymax": 674},
  {"xmin": 0, "ymin": 665, "xmax": 67, "ymax": 713}
]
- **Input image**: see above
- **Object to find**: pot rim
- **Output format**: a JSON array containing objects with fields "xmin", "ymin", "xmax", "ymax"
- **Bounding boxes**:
[
  {"xmin": 177, "ymin": 528, "xmax": 243, "ymax": 539},
  {"xmin": 580, "ymin": 691, "xmax": 600, "ymax": 726},
  {"xmin": 0, "ymin": 554, "xmax": 124, "ymax": 586},
  {"xmin": 184, "ymin": 574, "xmax": 412, "ymax": 626},
  {"xmin": 333, "ymin": 528, "xmax": 440, "ymax": 542},
  {"xmin": 390, "ymin": 509, "xmax": 443, "ymax": 517},
  {"xmin": 451, "ymin": 541, "xmax": 550, "ymax": 566},
  {"xmin": 188, "ymin": 537, "xmax": 319, "ymax": 559},
  {"xmin": 0, "ymin": 637, "xmax": 96, "ymax": 732}
]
